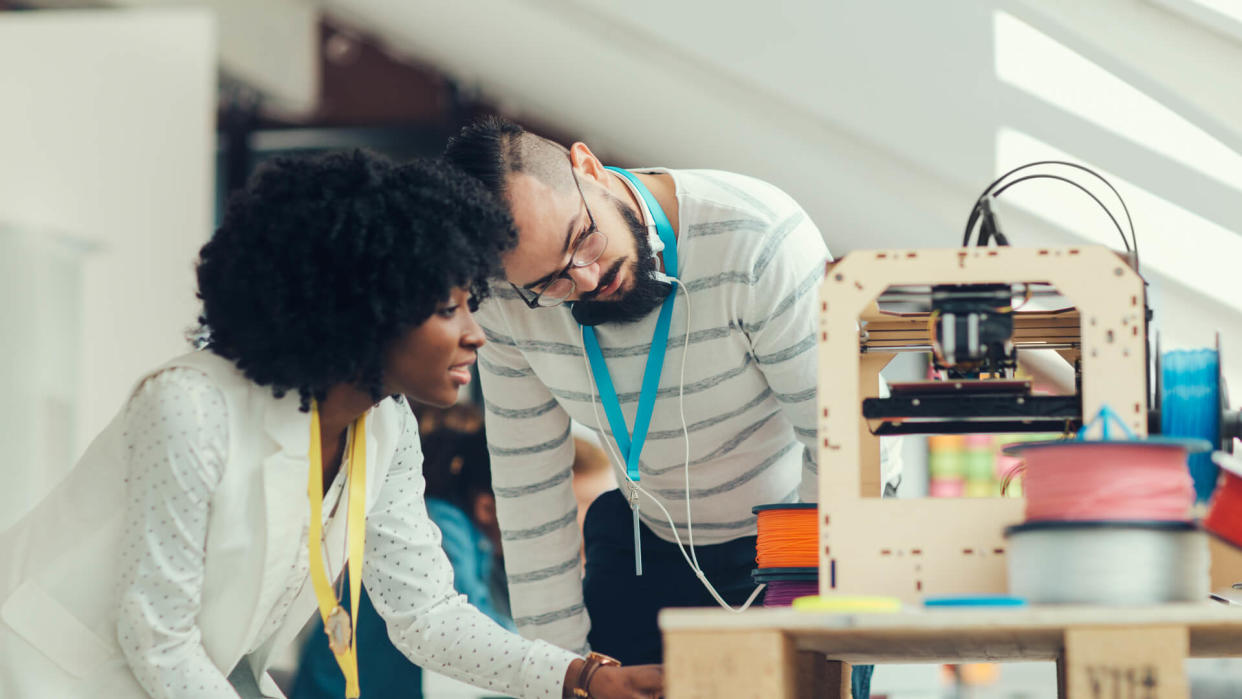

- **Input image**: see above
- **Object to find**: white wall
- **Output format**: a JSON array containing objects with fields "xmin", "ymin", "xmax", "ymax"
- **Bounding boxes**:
[
  {"xmin": 326, "ymin": 0, "xmax": 1242, "ymax": 393},
  {"xmin": 27, "ymin": 0, "xmax": 320, "ymax": 116},
  {"xmin": 0, "ymin": 8, "xmax": 216, "ymax": 527}
]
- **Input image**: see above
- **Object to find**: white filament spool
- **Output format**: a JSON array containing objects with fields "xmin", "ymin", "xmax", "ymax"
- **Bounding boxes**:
[{"xmin": 1005, "ymin": 521, "xmax": 1209, "ymax": 605}]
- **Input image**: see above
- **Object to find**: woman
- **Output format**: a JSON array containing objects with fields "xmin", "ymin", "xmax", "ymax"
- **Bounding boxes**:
[{"xmin": 0, "ymin": 151, "xmax": 661, "ymax": 699}]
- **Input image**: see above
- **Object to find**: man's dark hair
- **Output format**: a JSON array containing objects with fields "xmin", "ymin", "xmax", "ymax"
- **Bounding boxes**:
[
  {"xmin": 195, "ymin": 150, "xmax": 515, "ymax": 409},
  {"xmin": 447, "ymin": 116, "xmax": 673, "ymax": 325},
  {"xmin": 443, "ymin": 116, "xmax": 573, "ymax": 202}
]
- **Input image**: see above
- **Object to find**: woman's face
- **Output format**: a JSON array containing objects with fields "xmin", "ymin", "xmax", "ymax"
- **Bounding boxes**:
[{"xmin": 383, "ymin": 287, "xmax": 485, "ymax": 407}]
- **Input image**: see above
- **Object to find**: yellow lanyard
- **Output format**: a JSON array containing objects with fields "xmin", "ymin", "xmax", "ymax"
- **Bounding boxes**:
[{"xmin": 307, "ymin": 401, "xmax": 368, "ymax": 698}]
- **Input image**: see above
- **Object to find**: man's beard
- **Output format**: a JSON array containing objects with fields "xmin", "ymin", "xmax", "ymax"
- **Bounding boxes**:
[{"xmin": 571, "ymin": 200, "xmax": 672, "ymax": 326}]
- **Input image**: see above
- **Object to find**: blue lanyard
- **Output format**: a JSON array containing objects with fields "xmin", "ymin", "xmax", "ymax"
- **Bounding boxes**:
[{"xmin": 581, "ymin": 167, "xmax": 679, "ymax": 484}]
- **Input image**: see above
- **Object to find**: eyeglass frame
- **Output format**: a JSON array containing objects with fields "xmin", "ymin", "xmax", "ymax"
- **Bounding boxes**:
[{"xmin": 509, "ymin": 160, "xmax": 607, "ymax": 309}]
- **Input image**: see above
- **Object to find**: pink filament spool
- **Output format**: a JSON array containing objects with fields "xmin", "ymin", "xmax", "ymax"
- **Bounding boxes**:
[{"xmin": 1014, "ymin": 442, "xmax": 1196, "ymax": 522}]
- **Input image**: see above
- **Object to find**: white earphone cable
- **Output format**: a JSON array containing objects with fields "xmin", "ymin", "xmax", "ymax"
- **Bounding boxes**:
[{"xmin": 579, "ymin": 279, "xmax": 764, "ymax": 613}]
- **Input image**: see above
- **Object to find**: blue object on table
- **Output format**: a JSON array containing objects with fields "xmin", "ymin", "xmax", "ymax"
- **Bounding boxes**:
[{"xmin": 923, "ymin": 595, "xmax": 1028, "ymax": 607}]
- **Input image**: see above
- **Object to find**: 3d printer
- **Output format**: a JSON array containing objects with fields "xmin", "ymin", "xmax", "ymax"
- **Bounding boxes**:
[{"xmin": 815, "ymin": 162, "xmax": 1241, "ymax": 601}]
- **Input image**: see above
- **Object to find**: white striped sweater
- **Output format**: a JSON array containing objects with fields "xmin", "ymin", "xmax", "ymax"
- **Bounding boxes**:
[{"xmin": 475, "ymin": 168, "xmax": 898, "ymax": 654}]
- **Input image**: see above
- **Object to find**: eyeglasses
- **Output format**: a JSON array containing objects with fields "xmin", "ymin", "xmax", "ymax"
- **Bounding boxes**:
[{"xmin": 511, "ymin": 160, "xmax": 608, "ymax": 309}]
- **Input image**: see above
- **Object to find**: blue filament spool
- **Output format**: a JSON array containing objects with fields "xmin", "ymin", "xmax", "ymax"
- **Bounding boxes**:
[{"xmin": 1162, "ymin": 348, "xmax": 1221, "ymax": 503}]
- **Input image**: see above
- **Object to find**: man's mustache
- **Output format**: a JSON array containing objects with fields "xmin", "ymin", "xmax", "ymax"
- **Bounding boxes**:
[{"xmin": 579, "ymin": 258, "xmax": 626, "ymax": 301}]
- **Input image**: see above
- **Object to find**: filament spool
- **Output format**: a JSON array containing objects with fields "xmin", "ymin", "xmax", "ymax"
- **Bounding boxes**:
[
  {"xmin": 754, "ymin": 503, "xmax": 819, "ymax": 606},
  {"xmin": 1005, "ymin": 521, "xmax": 1209, "ymax": 604},
  {"xmin": 1205, "ymin": 452, "xmax": 1242, "ymax": 548},
  {"xmin": 1009, "ymin": 441, "xmax": 1199, "ymax": 522},
  {"xmin": 1162, "ymin": 348, "xmax": 1223, "ymax": 502},
  {"xmin": 1003, "ymin": 407, "xmax": 1211, "ymax": 604},
  {"xmin": 1004, "ymin": 406, "xmax": 1209, "ymax": 523},
  {"xmin": 752, "ymin": 569, "xmax": 819, "ymax": 607},
  {"xmin": 752, "ymin": 567, "xmax": 817, "ymax": 583},
  {"xmin": 753, "ymin": 503, "xmax": 818, "ymax": 569}
]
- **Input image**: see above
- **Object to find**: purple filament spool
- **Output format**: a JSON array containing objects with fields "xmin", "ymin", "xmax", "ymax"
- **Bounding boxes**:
[{"xmin": 763, "ymin": 579, "xmax": 820, "ymax": 607}]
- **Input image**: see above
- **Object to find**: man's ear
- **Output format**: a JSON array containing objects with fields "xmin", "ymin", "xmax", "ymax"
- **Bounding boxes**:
[{"xmin": 569, "ymin": 142, "xmax": 608, "ymax": 185}]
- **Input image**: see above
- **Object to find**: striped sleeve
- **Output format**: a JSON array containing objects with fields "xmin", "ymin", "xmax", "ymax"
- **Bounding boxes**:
[
  {"xmin": 740, "ymin": 201, "xmax": 830, "ymax": 503},
  {"xmin": 475, "ymin": 306, "xmax": 591, "ymax": 654}
]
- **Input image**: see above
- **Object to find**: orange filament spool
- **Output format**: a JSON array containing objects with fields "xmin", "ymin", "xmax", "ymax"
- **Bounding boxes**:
[{"xmin": 754, "ymin": 503, "xmax": 819, "ymax": 569}]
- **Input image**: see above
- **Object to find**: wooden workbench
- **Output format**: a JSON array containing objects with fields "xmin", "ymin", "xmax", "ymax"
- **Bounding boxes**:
[{"xmin": 661, "ymin": 603, "xmax": 1242, "ymax": 698}]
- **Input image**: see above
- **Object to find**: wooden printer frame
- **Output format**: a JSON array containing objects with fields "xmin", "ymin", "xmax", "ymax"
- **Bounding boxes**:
[{"xmin": 817, "ymin": 245, "xmax": 1150, "ymax": 600}]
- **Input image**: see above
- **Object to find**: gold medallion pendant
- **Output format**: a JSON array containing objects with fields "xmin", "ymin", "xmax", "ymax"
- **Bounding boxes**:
[{"xmin": 325, "ymin": 605, "xmax": 352, "ymax": 655}]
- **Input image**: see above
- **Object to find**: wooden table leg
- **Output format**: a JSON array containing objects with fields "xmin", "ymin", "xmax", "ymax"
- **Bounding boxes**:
[
  {"xmin": 665, "ymin": 629, "xmax": 796, "ymax": 698},
  {"xmin": 795, "ymin": 652, "xmax": 851, "ymax": 699},
  {"xmin": 1061, "ymin": 626, "xmax": 1188, "ymax": 699}
]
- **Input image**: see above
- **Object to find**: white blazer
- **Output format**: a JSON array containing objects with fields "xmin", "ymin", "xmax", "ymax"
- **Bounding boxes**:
[{"xmin": 0, "ymin": 351, "xmax": 404, "ymax": 698}]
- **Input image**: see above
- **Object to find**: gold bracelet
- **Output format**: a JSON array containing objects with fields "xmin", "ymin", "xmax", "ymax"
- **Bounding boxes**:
[{"xmin": 573, "ymin": 652, "xmax": 621, "ymax": 698}]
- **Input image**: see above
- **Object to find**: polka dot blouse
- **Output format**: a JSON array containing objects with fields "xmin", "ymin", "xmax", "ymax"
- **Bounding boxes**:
[{"xmin": 114, "ymin": 369, "xmax": 579, "ymax": 698}]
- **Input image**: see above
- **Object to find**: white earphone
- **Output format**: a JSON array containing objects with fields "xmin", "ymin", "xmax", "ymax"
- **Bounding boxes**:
[{"xmin": 580, "ymin": 278, "xmax": 765, "ymax": 613}]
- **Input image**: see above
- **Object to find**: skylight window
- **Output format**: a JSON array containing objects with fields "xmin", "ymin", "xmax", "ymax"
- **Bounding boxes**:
[
  {"xmin": 993, "ymin": 10, "xmax": 1242, "ymax": 196},
  {"xmin": 1149, "ymin": 0, "xmax": 1242, "ymax": 43}
]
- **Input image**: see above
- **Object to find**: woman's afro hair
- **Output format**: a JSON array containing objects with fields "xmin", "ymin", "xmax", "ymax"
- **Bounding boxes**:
[{"xmin": 195, "ymin": 150, "xmax": 514, "ymax": 410}]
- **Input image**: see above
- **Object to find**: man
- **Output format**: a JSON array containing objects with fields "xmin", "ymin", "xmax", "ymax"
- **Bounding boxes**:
[{"xmin": 446, "ymin": 118, "xmax": 899, "ymax": 698}]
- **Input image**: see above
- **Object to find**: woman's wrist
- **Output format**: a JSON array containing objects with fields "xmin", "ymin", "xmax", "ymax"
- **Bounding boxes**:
[
  {"xmin": 563, "ymin": 658, "xmax": 587, "ymax": 698},
  {"xmin": 566, "ymin": 651, "xmax": 622, "ymax": 697},
  {"xmin": 586, "ymin": 663, "xmax": 622, "ymax": 696}
]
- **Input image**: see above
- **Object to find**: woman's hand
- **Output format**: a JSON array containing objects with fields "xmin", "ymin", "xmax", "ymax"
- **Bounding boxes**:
[{"xmin": 585, "ymin": 664, "xmax": 663, "ymax": 698}]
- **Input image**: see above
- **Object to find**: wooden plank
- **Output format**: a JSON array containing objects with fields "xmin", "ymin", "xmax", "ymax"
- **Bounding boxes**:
[
  {"xmin": 864, "ymin": 322, "xmax": 1083, "ymax": 334},
  {"xmin": 661, "ymin": 605, "xmax": 1242, "ymax": 662},
  {"xmin": 665, "ymin": 630, "xmax": 795, "ymax": 699},
  {"xmin": 818, "ymin": 496, "xmax": 1023, "ymax": 603},
  {"xmin": 1209, "ymin": 534, "xmax": 1242, "ymax": 591},
  {"xmin": 661, "ymin": 604, "xmax": 1242, "ymax": 633},
  {"xmin": 1063, "ymin": 626, "xmax": 1187, "ymax": 698},
  {"xmin": 857, "ymin": 352, "xmax": 893, "ymax": 498},
  {"xmin": 860, "ymin": 309, "xmax": 1081, "ymax": 327},
  {"xmin": 795, "ymin": 653, "xmax": 850, "ymax": 699},
  {"xmin": 863, "ymin": 329, "xmax": 1081, "ymax": 344}
]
